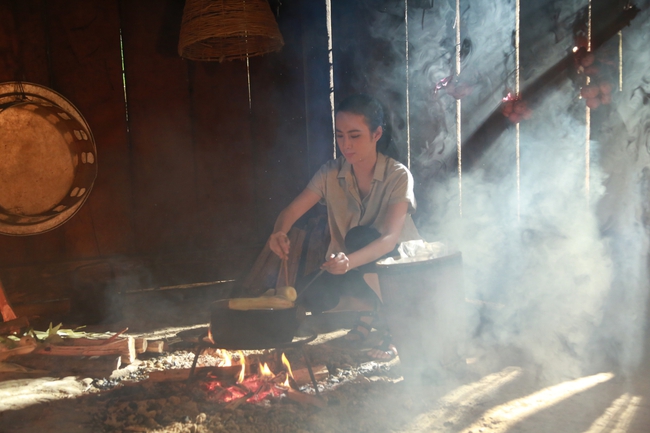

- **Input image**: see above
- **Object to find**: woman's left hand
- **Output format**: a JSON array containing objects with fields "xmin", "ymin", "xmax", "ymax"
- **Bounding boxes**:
[{"xmin": 321, "ymin": 252, "xmax": 350, "ymax": 275}]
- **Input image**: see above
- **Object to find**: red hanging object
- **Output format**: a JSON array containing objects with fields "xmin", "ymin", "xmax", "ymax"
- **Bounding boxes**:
[
  {"xmin": 575, "ymin": 51, "xmax": 614, "ymax": 110},
  {"xmin": 501, "ymin": 92, "xmax": 532, "ymax": 124}
]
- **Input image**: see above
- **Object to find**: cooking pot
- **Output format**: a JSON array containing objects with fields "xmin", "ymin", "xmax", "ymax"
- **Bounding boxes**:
[
  {"xmin": 0, "ymin": 82, "xmax": 97, "ymax": 235},
  {"xmin": 209, "ymin": 299, "xmax": 305, "ymax": 349}
]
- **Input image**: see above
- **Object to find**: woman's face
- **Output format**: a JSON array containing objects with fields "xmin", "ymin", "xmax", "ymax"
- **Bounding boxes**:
[{"xmin": 335, "ymin": 111, "xmax": 382, "ymax": 165}]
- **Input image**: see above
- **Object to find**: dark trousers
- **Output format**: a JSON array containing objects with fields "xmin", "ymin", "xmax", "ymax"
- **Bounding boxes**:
[{"xmin": 297, "ymin": 226, "xmax": 397, "ymax": 313}]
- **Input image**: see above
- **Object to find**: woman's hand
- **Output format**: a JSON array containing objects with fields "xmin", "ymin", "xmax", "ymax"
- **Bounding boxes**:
[
  {"xmin": 268, "ymin": 189, "xmax": 321, "ymax": 260},
  {"xmin": 321, "ymin": 252, "xmax": 350, "ymax": 275},
  {"xmin": 268, "ymin": 231, "xmax": 290, "ymax": 260}
]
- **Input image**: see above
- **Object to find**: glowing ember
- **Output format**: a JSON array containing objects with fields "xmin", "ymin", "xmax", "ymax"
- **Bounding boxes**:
[
  {"xmin": 199, "ymin": 354, "xmax": 296, "ymax": 404},
  {"xmin": 200, "ymin": 375, "xmax": 286, "ymax": 403}
]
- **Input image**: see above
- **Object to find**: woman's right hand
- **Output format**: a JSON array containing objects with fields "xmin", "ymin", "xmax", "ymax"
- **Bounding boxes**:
[{"xmin": 268, "ymin": 231, "xmax": 290, "ymax": 260}]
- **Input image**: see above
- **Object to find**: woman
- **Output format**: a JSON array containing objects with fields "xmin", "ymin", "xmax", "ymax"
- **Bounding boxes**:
[{"xmin": 267, "ymin": 94, "xmax": 421, "ymax": 359}]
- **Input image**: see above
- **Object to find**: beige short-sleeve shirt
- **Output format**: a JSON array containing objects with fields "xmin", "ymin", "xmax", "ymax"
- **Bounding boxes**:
[{"xmin": 306, "ymin": 152, "xmax": 421, "ymax": 258}]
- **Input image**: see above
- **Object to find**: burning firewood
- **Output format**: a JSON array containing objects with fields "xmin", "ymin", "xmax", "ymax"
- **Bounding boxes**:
[{"xmin": 147, "ymin": 365, "xmax": 242, "ymax": 382}]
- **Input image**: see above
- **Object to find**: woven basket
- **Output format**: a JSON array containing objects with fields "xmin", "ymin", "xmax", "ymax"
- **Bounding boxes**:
[{"xmin": 178, "ymin": 0, "xmax": 284, "ymax": 62}]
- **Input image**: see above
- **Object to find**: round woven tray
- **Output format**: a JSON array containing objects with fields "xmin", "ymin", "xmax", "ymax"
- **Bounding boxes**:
[{"xmin": 0, "ymin": 82, "xmax": 97, "ymax": 236}]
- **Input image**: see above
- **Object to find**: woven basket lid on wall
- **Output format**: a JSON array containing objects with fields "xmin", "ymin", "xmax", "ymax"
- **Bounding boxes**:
[
  {"xmin": 0, "ymin": 82, "xmax": 97, "ymax": 236},
  {"xmin": 178, "ymin": 0, "xmax": 284, "ymax": 62}
]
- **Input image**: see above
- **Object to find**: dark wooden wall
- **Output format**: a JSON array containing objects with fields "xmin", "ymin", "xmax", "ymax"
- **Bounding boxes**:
[
  {"xmin": 0, "ymin": 0, "xmax": 332, "ymax": 308},
  {"xmin": 0, "ymin": 0, "xmax": 646, "ymax": 316}
]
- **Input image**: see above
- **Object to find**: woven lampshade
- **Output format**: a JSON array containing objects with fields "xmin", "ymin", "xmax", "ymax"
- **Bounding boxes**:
[{"xmin": 178, "ymin": 0, "xmax": 284, "ymax": 62}]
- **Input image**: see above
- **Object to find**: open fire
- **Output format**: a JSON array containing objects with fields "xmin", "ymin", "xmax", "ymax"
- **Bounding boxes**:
[{"xmin": 199, "ymin": 350, "xmax": 296, "ymax": 404}]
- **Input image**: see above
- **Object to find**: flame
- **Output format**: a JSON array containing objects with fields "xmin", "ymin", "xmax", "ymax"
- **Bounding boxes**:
[
  {"xmin": 281, "ymin": 353, "xmax": 294, "ymax": 379},
  {"xmin": 237, "ymin": 351, "xmax": 246, "ymax": 383},
  {"xmin": 207, "ymin": 328, "xmax": 214, "ymax": 344},
  {"xmin": 201, "ymin": 352, "xmax": 294, "ymax": 403},
  {"xmin": 221, "ymin": 350, "xmax": 232, "ymax": 367},
  {"xmin": 260, "ymin": 362, "xmax": 273, "ymax": 379}
]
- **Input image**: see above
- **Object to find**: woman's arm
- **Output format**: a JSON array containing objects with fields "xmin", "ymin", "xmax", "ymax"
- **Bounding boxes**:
[
  {"xmin": 267, "ymin": 188, "xmax": 321, "ymax": 260},
  {"xmin": 322, "ymin": 201, "xmax": 409, "ymax": 274}
]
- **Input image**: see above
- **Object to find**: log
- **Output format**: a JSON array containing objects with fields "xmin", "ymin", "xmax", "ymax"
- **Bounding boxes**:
[
  {"xmin": 147, "ymin": 368, "xmax": 194, "ymax": 382},
  {"xmin": 33, "ymin": 336, "xmax": 136, "ymax": 364},
  {"xmin": 134, "ymin": 338, "xmax": 148, "ymax": 354},
  {"xmin": 147, "ymin": 365, "xmax": 242, "ymax": 382},
  {"xmin": 10, "ymin": 354, "xmax": 121, "ymax": 378},
  {"xmin": 292, "ymin": 364, "xmax": 328, "ymax": 386},
  {"xmin": 145, "ymin": 340, "xmax": 167, "ymax": 353},
  {"xmin": 0, "ymin": 316, "xmax": 30, "ymax": 336},
  {"xmin": 286, "ymin": 388, "xmax": 327, "ymax": 408}
]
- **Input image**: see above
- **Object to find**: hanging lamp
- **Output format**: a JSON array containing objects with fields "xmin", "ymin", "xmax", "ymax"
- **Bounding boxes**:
[{"xmin": 178, "ymin": 0, "xmax": 284, "ymax": 62}]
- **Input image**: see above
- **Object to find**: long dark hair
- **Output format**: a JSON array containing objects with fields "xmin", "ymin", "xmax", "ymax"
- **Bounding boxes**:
[{"xmin": 335, "ymin": 94, "xmax": 401, "ymax": 161}]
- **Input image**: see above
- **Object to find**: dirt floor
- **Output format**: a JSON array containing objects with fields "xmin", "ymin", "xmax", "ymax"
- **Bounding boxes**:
[{"xmin": 1, "ymin": 291, "xmax": 649, "ymax": 433}]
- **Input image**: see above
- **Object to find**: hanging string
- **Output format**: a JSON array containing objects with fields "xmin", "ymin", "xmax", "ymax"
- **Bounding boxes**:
[
  {"xmin": 585, "ymin": 0, "xmax": 592, "ymax": 204},
  {"xmin": 515, "ymin": 0, "xmax": 521, "ymax": 220},
  {"xmin": 618, "ymin": 30, "xmax": 623, "ymax": 92},
  {"xmin": 455, "ymin": 0, "xmax": 462, "ymax": 217},
  {"xmin": 405, "ymin": 0, "xmax": 411, "ymax": 170},
  {"xmin": 326, "ymin": 0, "xmax": 336, "ymax": 158}
]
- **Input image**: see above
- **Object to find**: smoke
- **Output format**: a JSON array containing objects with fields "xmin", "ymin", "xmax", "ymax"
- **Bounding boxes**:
[
  {"xmin": 432, "ymin": 7, "xmax": 650, "ymax": 382},
  {"xmin": 354, "ymin": 0, "xmax": 650, "ymax": 383},
  {"xmin": 433, "ymin": 84, "xmax": 617, "ymax": 383}
]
